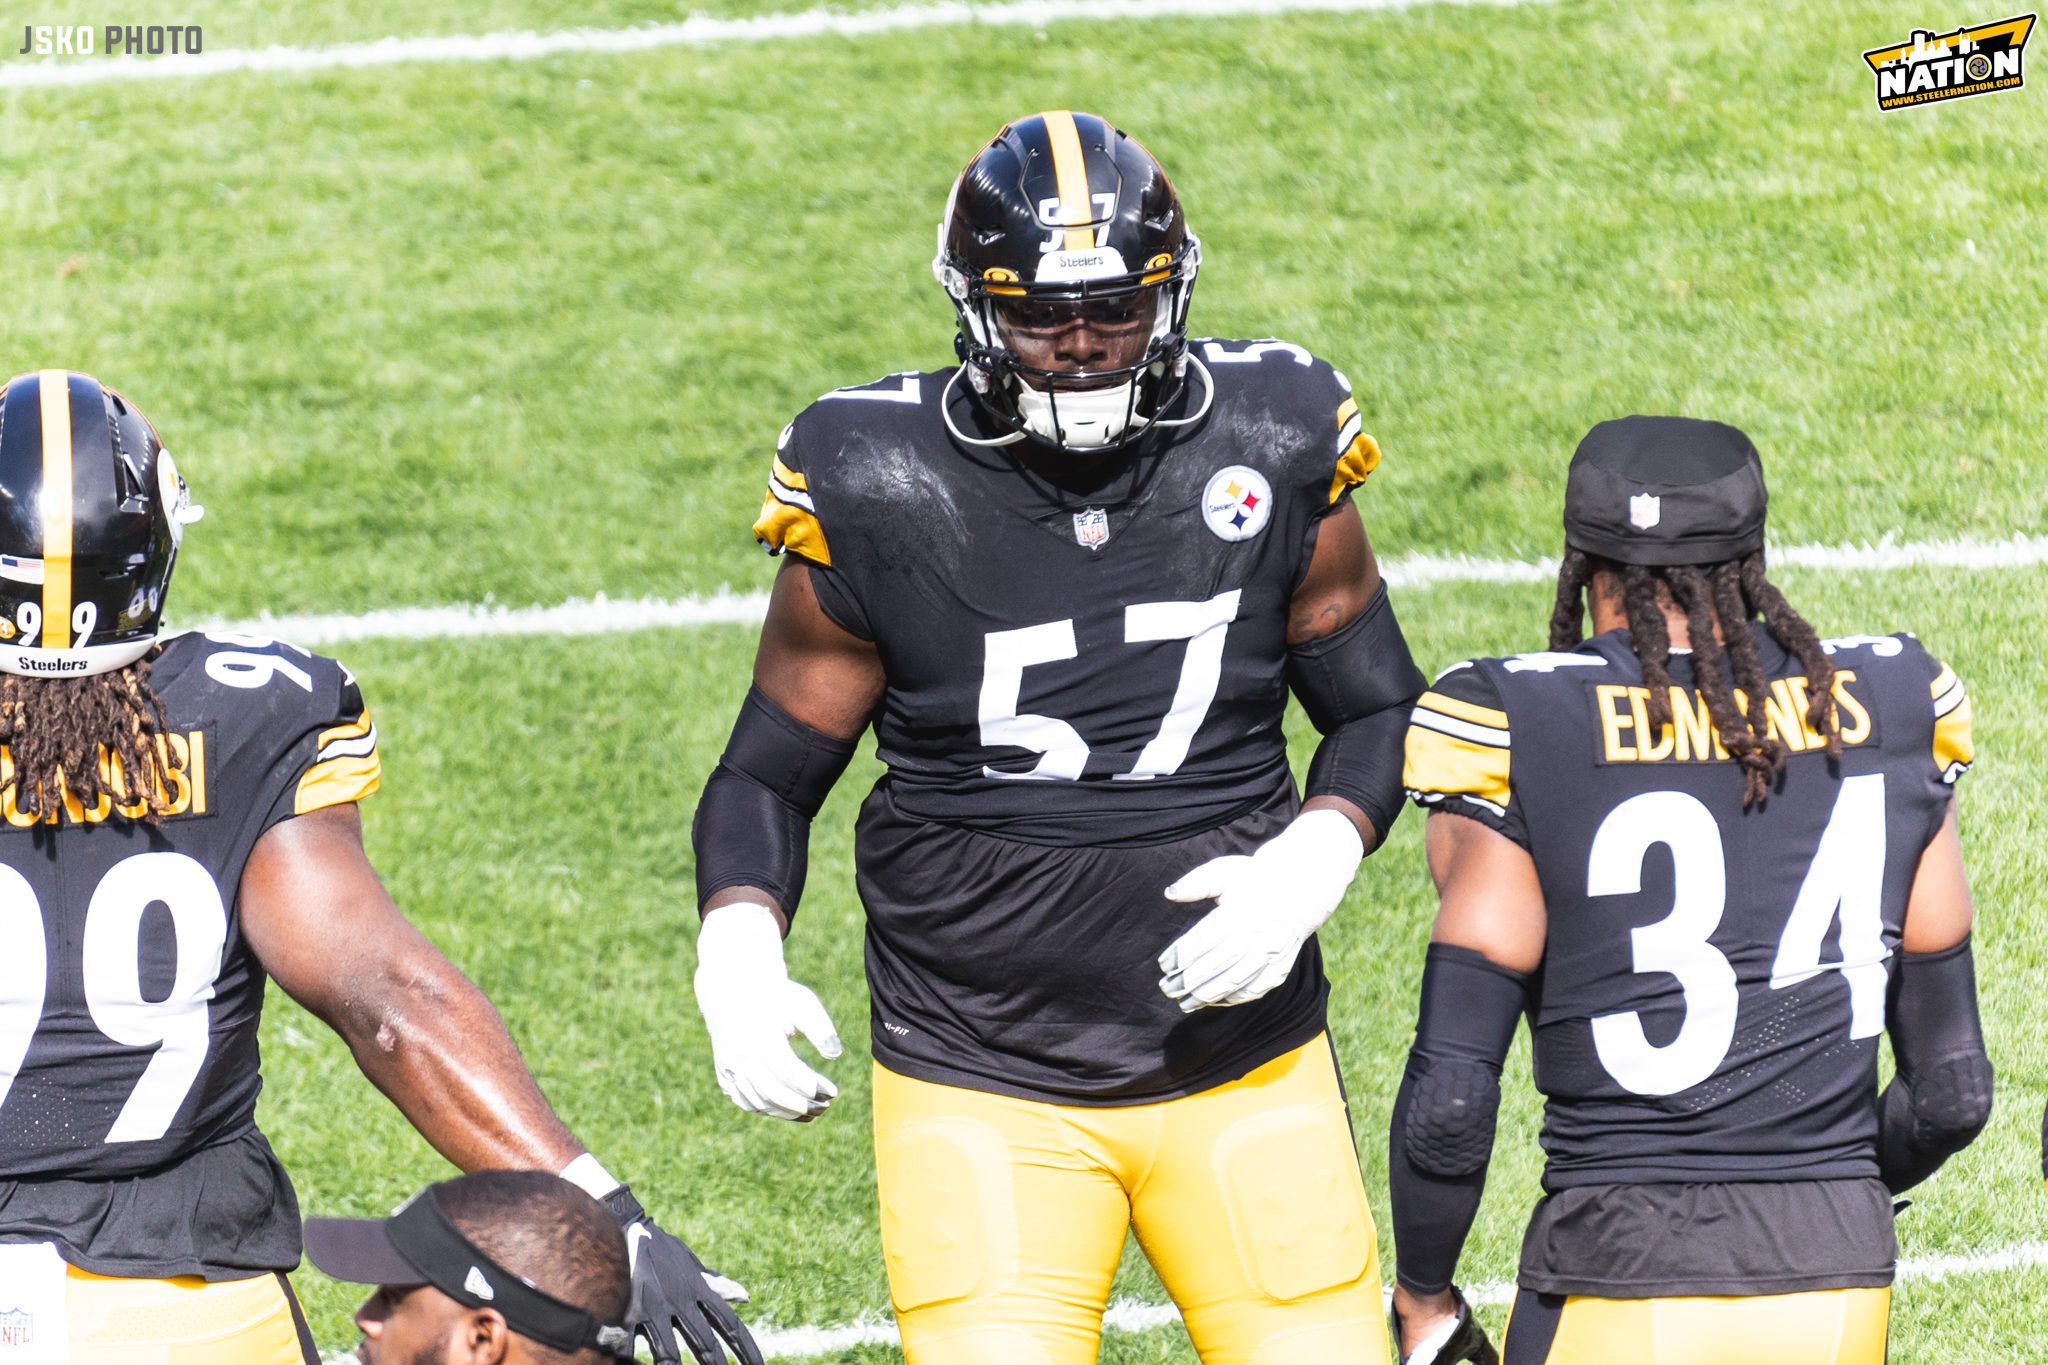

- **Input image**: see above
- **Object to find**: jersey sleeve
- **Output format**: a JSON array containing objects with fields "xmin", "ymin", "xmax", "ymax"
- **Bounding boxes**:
[
  {"xmin": 1921, "ymin": 646, "xmax": 1975, "ymax": 786},
  {"xmin": 252, "ymin": 650, "xmax": 382, "ymax": 833},
  {"xmin": 1403, "ymin": 661, "xmax": 1528, "ymax": 845},
  {"xmin": 1327, "ymin": 385, "xmax": 1383, "ymax": 507},
  {"xmin": 752, "ymin": 416, "xmax": 832, "ymax": 568}
]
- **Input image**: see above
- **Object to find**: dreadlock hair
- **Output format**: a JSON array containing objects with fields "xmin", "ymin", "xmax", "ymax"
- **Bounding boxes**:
[
  {"xmin": 1550, "ymin": 547, "xmax": 1839, "ymax": 808},
  {"xmin": 0, "ymin": 650, "xmax": 182, "ymax": 823}
]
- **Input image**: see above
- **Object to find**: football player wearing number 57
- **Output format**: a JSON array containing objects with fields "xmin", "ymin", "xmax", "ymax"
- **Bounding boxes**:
[
  {"xmin": 0, "ymin": 373, "xmax": 760, "ymax": 1365},
  {"xmin": 690, "ymin": 113, "xmax": 1426, "ymax": 1361},
  {"xmin": 1391, "ymin": 418, "xmax": 1990, "ymax": 1364}
]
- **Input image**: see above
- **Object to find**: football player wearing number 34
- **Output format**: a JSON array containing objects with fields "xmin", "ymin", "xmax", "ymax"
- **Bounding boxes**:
[
  {"xmin": 1392, "ymin": 418, "xmax": 1991, "ymax": 1365},
  {"xmin": 0, "ymin": 373, "xmax": 760, "ymax": 1365},
  {"xmin": 690, "ymin": 112, "xmax": 1427, "ymax": 1363}
]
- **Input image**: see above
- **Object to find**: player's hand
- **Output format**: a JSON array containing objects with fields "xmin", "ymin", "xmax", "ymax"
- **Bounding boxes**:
[
  {"xmin": 1392, "ymin": 1284, "xmax": 1498, "ymax": 1365},
  {"xmin": 1158, "ymin": 807, "xmax": 1364, "ymax": 1012},
  {"xmin": 693, "ymin": 902, "xmax": 842, "ymax": 1120},
  {"xmin": 604, "ymin": 1187, "xmax": 766, "ymax": 1365}
]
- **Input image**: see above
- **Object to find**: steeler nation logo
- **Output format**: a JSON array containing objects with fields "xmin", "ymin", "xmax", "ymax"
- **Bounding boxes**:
[
  {"xmin": 1864, "ymin": 14, "xmax": 2034, "ymax": 110},
  {"xmin": 1202, "ymin": 466, "xmax": 1273, "ymax": 542}
]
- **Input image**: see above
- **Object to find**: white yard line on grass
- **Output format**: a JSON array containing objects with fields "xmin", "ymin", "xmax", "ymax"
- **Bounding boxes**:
[
  {"xmin": 198, "ymin": 533, "xmax": 2048, "ymax": 647},
  {"xmin": 0, "ymin": 0, "xmax": 1527, "ymax": 89},
  {"xmin": 316, "ymin": 1241, "xmax": 2048, "ymax": 1361}
]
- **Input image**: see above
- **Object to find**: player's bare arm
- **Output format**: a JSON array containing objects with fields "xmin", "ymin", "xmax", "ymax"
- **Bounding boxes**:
[
  {"xmin": 700, "ymin": 558, "xmax": 885, "ymax": 931},
  {"xmin": 1288, "ymin": 501, "xmax": 1388, "ymax": 846},
  {"xmin": 241, "ymin": 802, "xmax": 584, "ymax": 1173},
  {"xmin": 244, "ymin": 803, "xmax": 765, "ymax": 1365},
  {"xmin": 1390, "ymin": 812, "xmax": 1545, "ymax": 1355},
  {"xmin": 1879, "ymin": 798, "xmax": 1991, "ymax": 1195},
  {"xmin": 691, "ymin": 558, "xmax": 877, "ymax": 1122}
]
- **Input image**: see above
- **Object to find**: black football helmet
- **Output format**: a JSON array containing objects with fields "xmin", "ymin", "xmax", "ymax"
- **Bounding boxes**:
[
  {"xmin": 0, "ymin": 371, "xmax": 201, "ymax": 677},
  {"xmin": 932, "ymin": 111, "xmax": 1207, "ymax": 452}
]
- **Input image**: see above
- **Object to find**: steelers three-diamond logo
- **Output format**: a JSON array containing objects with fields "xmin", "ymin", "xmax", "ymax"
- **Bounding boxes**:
[{"xmin": 1202, "ymin": 465, "xmax": 1273, "ymax": 542}]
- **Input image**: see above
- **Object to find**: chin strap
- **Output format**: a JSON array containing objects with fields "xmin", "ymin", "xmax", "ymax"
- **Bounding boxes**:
[
  {"xmin": 1146, "ymin": 354, "xmax": 1214, "ymax": 430},
  {"xmin": 940, "ymin": 365, "xmax": 1028, "ymax": 447}
]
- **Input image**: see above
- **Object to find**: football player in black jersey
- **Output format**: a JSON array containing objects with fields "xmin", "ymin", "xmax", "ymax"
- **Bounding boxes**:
[
  {"xmin": 0, "ymin": 372, "xmax": 760, "ymax": 1365},
  {"xmin": 1391, "ymin": 417, "xmax": 1990, "ymax": 1363},
  {"xmin": 690, "ymin": 112, "xmax": 1429, "ymax": 1362}
]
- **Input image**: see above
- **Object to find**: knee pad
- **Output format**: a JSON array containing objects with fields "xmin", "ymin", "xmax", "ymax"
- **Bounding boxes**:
[
  {"xmin": 1403, "ymin": 1056, "xmax": 1503, "ymax": 1179},
  {"xmin": 876, "ymin": 1117, "xmax": 1019, "ymax": 1313},
  {"xmin": 1910, "ymin": 1052, "xmax": 1994, "ymax": 1149},
  {"xmin": 1211, "ymin": 1103, "xmax": 1375, "ymax": 1302}
]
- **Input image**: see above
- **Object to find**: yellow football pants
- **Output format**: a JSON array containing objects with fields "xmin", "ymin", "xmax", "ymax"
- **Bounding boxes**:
[
  {"xmin": 66, "ymin": 1265, "xmax": 318, "ymax": 1365},
  {"xmin": 872, "ymin": 1034, "xmax": 1390, "ymax": 1365},
  {"xmin": 1503, "ymin": 1286, "xmax": 1890, "ymax": 1364}
]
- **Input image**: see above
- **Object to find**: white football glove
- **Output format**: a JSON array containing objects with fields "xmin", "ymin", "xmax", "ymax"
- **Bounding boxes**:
[
  {"xmin": 1158, "ymin": 808, "xmax": 1365, "ymax": 1013},
  {"xmin": 692, "ymin": 903, "xmax": 842, "ymax": 1121}
]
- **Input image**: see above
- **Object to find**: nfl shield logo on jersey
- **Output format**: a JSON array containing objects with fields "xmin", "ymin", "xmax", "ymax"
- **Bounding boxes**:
[
  {"xmin": 0, "ymin": 1309, "xmax": 32, "ymax": 1347},
  {"xmin": 1629, "ymin": 492, "xmax": 1661, "ymax": 529},
  {"xmin": 1073, "ymin": 507, "xmax": 1110, "ymax": 549},
  {"xmin": 1202, "ymin": 466, "xmax": 1273, "ymax": 542}
]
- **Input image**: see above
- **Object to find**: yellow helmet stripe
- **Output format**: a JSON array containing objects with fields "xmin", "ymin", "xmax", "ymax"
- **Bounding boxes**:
[
  {"xmin": 1041, "ymin": 109, "xmax": 1096, "ymax": 251},
  {"xmin": 36, "ymin": 370, "xmax": 73, "ymax": 649}
]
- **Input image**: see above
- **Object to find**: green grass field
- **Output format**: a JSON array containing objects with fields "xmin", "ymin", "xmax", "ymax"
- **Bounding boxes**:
[{"xmin": 3, "ymin": 0, "xmax": 2045, "ymax": 1358}]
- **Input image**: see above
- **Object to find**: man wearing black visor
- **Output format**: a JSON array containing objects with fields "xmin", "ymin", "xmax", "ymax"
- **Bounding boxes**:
[{"xmin": 307, "ymin": 1171, "xmax": 635, "ymax": 1365}]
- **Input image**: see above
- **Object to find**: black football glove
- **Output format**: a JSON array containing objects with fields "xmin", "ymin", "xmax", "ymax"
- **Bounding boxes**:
[
  {"xmin": 602, "ymin": 1187, "xmax": 765, "ymax": 1365},
  {"xmin": 1393, "ymin": 1286, "xmax": 1499, "ymax": 1365}
]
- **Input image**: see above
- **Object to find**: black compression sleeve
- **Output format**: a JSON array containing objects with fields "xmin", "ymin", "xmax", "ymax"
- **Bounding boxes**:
[
  {"xmin": 690, "ymin": 686, "xmax": 859, "ymax": 920},
  {"xmin": 1389, "ymin": 943, "xmax": 1529, "ymax": 1296},
  {"xmin": 1878, "ymin": 935, "xmax": 1993, "ymax": 1194},
  {"xmin": 1289, "ymin": 583, "xmax": 1426, "ymax": 842}
]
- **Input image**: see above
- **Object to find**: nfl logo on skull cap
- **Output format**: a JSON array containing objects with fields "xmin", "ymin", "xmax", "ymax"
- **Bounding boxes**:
[
  {"xmin": 1202, "ymin": 466, "xmax": 1273, "ymax": 542},
  {"xmin": 1629, "ymin": 492, "xmax": 1662, "ymax": 529},
  {"xmin": 1073, "ymin": 507, "xmax": 1110, "ymax": 549},
  {"xmin": 0, "ymin": 1308, "xmax": 32, "ymax": 1348}
]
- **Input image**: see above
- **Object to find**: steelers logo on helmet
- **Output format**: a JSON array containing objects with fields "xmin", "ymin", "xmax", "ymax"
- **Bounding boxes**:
[
  {"xmin": 1202, "ymin": 466, "xmax": 1273, "ymax": 542},
  {"xmin": 0, "ymin": 371, "xmax": 194, "ymax": 678},
  {"xmin": 932, "ymin": 110, "xmax": 1212, "ymax": 454}
]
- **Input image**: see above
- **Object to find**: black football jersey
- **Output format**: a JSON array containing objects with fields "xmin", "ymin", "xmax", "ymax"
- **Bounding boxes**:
[
  {"xmin": 1405, "ymin": 625, "xmax": 1971, "ymax": 1187},
  {"xmin": 757, "ymin": 342, "xmax": 1379, "ymax": 844},
  {"xmin": 755, "ymin": 342, "xmax": 1382, "ymax": 1099},
  {"xmin": 0, "ymin": 630, "xmax": 379, "ymax": 1274}
]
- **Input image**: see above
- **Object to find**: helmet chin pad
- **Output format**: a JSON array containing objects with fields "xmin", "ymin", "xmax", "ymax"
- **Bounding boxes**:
[{"xmin": 1013, "ymin": 377, "xmax": 1143, "ymax": 449}]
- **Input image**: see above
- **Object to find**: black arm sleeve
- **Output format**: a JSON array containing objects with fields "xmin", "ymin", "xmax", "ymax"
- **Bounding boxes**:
[
  {"xmin": 1287, "ymin": 582, "xmax": 1427, "ymax": 843},
  {"xmin": 690, "ymin": 686, "xmax": 859, "ymax": 921},
  {"xmin": 1389, "ymin": 942, "xmax": 1529, "ymax": 1296},
  {"xmin": 1878, "ymin": 935, "xmax": 1993, "ymax": 1195}
]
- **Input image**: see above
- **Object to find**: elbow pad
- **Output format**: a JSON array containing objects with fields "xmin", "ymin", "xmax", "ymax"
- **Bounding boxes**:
[
  {"xmin": 691, "ymin": 686, "xmax": 858, "ymax": 920},
  {"xmin": 1389, "ymin": 942, "xmax": 1529, "ymax": 1295},
  {"xmin": 1878, "ymin": 936, "xmax": 1994, "ymax": 1194},
  {"xmin": 1288, "ymin": 584, "xmax": 1426, "ymax": 841}
]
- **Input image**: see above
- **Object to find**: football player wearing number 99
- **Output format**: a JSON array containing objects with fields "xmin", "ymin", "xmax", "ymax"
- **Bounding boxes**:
[
  {"xmin": 1390, "ymin": 417, "xmax": 1990, "ymax": 1365},
  {"xmin": 0, "ymin": 373, "xmax": 761, "ymax": 1365},
  {"xmin": 690, "ymin": 112, "xmax": 1427, "ymax": 1362}
]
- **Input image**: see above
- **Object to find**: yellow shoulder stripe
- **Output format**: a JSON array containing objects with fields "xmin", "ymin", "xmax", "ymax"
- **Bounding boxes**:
[
  {"xmin": 753, "ymin": 495, "xmax": 832, "ymax": 567},
  {"xmin": 1933, "ymin": 691, "xmax": 1974, "ymax": 783},
  {"xmin": 296, "ymin": 751, "xmax": 381, "ymax": 815},
  {"xmin": 1403, "ymin": 724, "xmax": 1511, "ymax": 808},
  {"xmin": 1929, "ymin": 662, "xmax": 1959, "ymax": 699},
  {"xmin": 1415, "ymin": 690, "xmax": 1509, "ymax": 731},
  {"xmin": 1329, "ymin": 431, "xmax": 1382, "ymax": 504},
  {"xmin": 772, "ymin": 455, "xmax": 809, "ymax": 493},
  {"xmin": 316, "ymin": 712, "xmax": 373, "ymax": 749}
]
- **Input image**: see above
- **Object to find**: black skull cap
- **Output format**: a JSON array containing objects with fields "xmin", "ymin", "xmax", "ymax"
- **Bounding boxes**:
[{"xmin": 1563, "ymin": 415, "xmax": 1768, "ymax": 567}]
